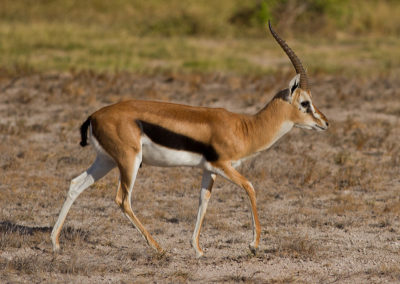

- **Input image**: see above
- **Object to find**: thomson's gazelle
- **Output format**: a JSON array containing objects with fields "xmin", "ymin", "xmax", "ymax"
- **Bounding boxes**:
[{"xmin": 51, "ymin": 22, "xmax": 329, "ymax": 257}]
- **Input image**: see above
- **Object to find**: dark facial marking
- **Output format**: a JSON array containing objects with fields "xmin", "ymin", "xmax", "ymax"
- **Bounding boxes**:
[
  {"xmin": 300, "ymin": 101, "xmax": 310, "ymax": 108},
  {"xmin": 136, "ymin": 120, "xmax": 219, "ymax": 162},
  {"xmin": 273, "ymin": 88, "xmax": 290, "ymax": 102},
  {"xmin": 300, "ymin": 101, "xmax": 312, "ymax": 113}
]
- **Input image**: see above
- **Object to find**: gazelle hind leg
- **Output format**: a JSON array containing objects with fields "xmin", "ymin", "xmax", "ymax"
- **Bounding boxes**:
[
  {"xmin": 51, "ymin": 153, "xmax": 115, "ymax": 251},
  {"xmin": 116, "ymin": 150, "xmax": 164, "ymax": 254},
  {"xmin": 191, "ymin": 170, "xmax": 216, "ymax": 257}
]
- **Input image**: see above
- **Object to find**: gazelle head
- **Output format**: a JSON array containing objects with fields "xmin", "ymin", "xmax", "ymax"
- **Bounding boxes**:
[{"xmin": 269, "ymin": 21, "xmax": 329, "ymax": 132}]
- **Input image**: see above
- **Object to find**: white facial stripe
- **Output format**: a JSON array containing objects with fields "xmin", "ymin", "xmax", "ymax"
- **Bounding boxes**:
[
  {"xmin": 308, "ymin": 103, "xmax": 318, "ymax": 118},
  {"xmin": 299, "ymin": 97, "xmax": 322, "ymax": 122}
]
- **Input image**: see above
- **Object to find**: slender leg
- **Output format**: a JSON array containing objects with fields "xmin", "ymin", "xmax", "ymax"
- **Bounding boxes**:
[
  {"xmin": 116, "ymin": 150, "xmax": 164, "ymax": 254},
  {"xmin": 191, "ymin": 170, "xmax": 216, "ymax": 258},
  {"xmin": 51, "ymin": 154, "xmax": 115, "ymax": 251},
  {"xmin": 213, "ymin": 162, "xmax": 261, "ymax": 254}
]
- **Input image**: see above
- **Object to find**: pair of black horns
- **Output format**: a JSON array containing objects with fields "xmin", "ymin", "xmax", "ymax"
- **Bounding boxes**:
[{"xmin": 268, "ymin": 20, "xmax": 309, "ymax": 91}]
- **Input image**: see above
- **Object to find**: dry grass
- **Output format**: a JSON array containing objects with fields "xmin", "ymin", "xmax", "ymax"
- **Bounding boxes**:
[
  {"xmin": 0, "ymin": 70, "xmax": 400, "ymax": 282},
  {"xmin": 1, "ymin": 2, "xmax": 398, "ymax": 282}
]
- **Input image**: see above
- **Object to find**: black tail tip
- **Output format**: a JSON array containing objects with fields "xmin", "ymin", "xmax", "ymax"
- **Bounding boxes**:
[{"xmin": 79, "ymin": 116, "xmax": 91, "ymax": 147}]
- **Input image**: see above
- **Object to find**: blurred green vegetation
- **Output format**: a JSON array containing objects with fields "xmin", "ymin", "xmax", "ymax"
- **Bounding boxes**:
[
  {"xmin": 0, "ymin": 0, "xmax": 399, "ymax": 75},
  {"xmin": 2, "ymin": 0, "xmax": 400, "ymax": 37}
]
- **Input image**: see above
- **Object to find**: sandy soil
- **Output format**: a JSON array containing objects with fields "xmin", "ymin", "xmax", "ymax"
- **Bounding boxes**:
[{"xmin": 1, "ymin": 71, "xmax": 399, "ymax": 283}]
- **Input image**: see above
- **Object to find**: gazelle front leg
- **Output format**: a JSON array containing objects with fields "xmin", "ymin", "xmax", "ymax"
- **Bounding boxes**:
[
  {"xmin": 191, "ymin": 170, "xmax": 216, "ymax": 258},
  {"xmin": 213, "ymin": 162, "xmax": 261, "ymax": 254}
]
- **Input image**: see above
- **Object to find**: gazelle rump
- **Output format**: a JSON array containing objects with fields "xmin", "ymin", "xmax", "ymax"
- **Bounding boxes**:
[{"xmin": 51, "ymin": 22, "xmax": 329, "ymax": 257}]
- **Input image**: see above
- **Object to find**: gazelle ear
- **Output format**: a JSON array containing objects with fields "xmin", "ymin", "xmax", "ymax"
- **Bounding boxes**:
[{"xmin": 289, "ymin": 74, "xmax": 300, "ymax": 95}]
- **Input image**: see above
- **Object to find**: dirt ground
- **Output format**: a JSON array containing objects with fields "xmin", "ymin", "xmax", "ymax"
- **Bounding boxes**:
[{"xmin": 0, "ymin": 71, "xmax": 399, "ymax": 283}]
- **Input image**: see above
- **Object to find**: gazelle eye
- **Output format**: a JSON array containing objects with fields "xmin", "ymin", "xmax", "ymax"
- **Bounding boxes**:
[{"xmin": 301, "ymin": 101, "xmax": 310, "ymax": 108}]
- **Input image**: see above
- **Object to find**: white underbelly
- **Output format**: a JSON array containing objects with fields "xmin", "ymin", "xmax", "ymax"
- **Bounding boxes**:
[{"xmin": 141, "ymin": 136, "xmax": 205, "ymax": 167}]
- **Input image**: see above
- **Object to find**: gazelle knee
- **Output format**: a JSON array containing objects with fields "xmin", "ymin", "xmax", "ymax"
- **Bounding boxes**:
[
  {"xmin": 243, "ymin": 181, "xmax": 255, "ymax": 195},
  {"xmin": 115, "ymin": 197, "xmax": 123, "ymax": 208},
  {"xmin": 115, "ymin": 192, "xmax": 131, "ymax": 212},
  {"xmin": 122, "ymin": 198, "xmax": 132, "ymax": 212},
  {"xmin": 67, "ymin": 175, "xmax": 94, "ymax": 200},
  {"xmin": 67, "ymin": 183, "xmax": 80, "ymax": 200},
  {"xmin": 115, "ymin": 186, "xmax": 128, "ymax": 210},
  {"xmin": 115, "ymin": 195, "xmax": 126, "ymax": 209},
  {"xmin": 67, "ymin": 189, "xmax": 82, "ymax": 200}
]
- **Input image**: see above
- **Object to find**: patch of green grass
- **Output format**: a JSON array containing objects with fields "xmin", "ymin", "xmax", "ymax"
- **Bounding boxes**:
[
  {"xmin": 0, "ymin": 1, "xmax": 400, "ymax": 76},
  {"xmin": 0, "ymin": 21, "xmax": 399, "ymax": 76},
  {"xmin": 0, "ymin": 22, "xmax": 271, "ymax": 74}
]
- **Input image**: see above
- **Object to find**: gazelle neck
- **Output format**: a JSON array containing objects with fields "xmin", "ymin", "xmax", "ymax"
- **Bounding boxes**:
[{"xmin": 246, "ymin": 98, "xmax": 293, "ymax": 154}]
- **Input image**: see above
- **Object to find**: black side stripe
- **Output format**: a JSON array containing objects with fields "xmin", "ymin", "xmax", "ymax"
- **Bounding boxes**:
[{"xmin": 136, "ymin": 120, "xmax": 219, "ymax": 162}]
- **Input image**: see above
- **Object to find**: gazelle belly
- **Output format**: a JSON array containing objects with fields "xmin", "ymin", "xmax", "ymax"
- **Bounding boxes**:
[{"xmin": 141, "ymin": 136, "xmax": 204, "ymax": 167}]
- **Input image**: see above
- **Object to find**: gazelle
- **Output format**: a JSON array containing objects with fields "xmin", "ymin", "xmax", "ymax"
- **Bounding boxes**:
[{"xmin": 51, "ymin": 21, "xmax": 328, "ymax": 257}]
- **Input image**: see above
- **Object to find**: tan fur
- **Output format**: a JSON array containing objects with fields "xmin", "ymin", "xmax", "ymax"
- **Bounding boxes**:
[
  {"xmin": 90, "ymin": 99, "xmax": 295, "ymax": 162},
  {"xmin": 86, "ymin": 93, "xmax": 326, "ymax": 256},
  {"xmin": 51, "ymin": 22, "xmax": 329, "ymax": 257},
  {"xmin": 51, "ymin": 88, "xmax": 328, "ymax": 257}
]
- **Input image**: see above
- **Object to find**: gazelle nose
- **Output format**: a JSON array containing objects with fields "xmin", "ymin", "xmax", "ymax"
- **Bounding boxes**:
[{"xmin": 325, "ymin": 121, "xmax": 329, "ymax": 127}]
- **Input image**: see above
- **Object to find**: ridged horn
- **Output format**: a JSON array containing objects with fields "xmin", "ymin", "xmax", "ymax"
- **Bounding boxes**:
[{"xmin": 268, "ymin": 20, "xmax": 309, "ymax": 91}]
